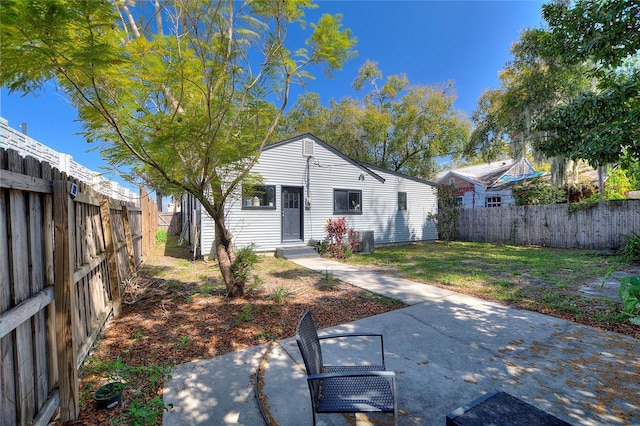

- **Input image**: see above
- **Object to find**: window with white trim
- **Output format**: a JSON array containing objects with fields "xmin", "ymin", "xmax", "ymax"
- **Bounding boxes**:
[
  {"xmin": 334, "ymin": 189, "xmax": 362, "ymax": 214},
  {"xmin": 485, "ymin": 196, "xmax": 501, "ymax": 207}
]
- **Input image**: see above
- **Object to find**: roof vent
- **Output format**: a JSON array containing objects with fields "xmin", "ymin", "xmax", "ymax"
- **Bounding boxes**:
[{"xmin": 302, "ymin": 138, "xmax": 314, "ymax": 157}]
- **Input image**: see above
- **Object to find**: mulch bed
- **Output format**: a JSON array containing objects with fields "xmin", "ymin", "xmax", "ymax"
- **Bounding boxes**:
[{"xmin": 63, "ymin": 251, "xmax": 406, "ymax": 425}]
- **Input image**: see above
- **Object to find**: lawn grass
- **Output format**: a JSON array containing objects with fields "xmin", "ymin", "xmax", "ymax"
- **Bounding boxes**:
[{"xmin": 344, "ymin": 241, "xmax": 633, "ymax": 324}]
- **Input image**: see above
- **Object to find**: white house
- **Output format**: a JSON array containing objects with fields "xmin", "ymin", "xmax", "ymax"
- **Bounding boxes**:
[
  {"xmin": 436, "ymin": 158, "xmax": 543, "ymax": 208},
  {"xmin": 184, "ymin": 134, "xmax": 439, "ymax": 257}
]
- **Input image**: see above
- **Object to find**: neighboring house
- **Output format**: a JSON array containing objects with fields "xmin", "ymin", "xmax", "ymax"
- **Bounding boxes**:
[
  {"xmin": 0, "ymin": 117, "xmax": 137, "ymax": 201},
  {"xmin": 436, "ymin": 158, "xmax": 543, "ymax": 208},
  {"xmin": 183, "ymin": 134, "xmax": 439, "ymax": 257}
]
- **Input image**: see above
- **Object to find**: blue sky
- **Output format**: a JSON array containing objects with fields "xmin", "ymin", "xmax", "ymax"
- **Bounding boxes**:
[{"xmin": 0, "ymin": 1, "xmax": 545, "ymax": 190}]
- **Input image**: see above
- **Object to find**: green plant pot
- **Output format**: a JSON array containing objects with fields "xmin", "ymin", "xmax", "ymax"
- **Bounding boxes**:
[{"xmin": 93, "ymin": 382, "xmax": 124, "ymax": 409}]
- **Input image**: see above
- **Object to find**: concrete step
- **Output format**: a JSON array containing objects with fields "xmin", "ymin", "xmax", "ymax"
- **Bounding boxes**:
[{"xmin": 275, "ymin": 246, "xmax": 319, "ymax": 259}]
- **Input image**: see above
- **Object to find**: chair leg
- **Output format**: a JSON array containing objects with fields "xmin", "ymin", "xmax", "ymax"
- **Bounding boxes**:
[{"xmin": 392, "ymin": 375, "xmax": 398, "ymax": 426}]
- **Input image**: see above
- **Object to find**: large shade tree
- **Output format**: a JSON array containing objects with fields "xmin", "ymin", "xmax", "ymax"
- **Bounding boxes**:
[
  {"xmin": 533, "ymin": 0, "xmax": 640, "ymax": 168},
  {"xmin": 465, "ymin": 27, "xmax": 591, "ymax": 186},
  {"xmin": 279, "ymin": 61, "xmax": 471, "ymax": 179},
  {"xmin": 0, "ymin": 0, "xmax": 356, "ymax": 296}
]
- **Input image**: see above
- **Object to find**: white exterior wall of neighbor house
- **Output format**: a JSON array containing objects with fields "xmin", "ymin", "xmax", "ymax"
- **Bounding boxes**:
[
  {"xmin": 469, "ymin": 183, "xmax": 515, "ymax": 208},
  {"xmin": 198, "ymin": 135, "xmax": 438, "ymax": 256},
  {"xmin": 1, "ymin": 117, "xmax": 137, "ymax": 201},
  {"xmin": 441, "ymin": 173, "xmax": 515, "ymax": 209}
]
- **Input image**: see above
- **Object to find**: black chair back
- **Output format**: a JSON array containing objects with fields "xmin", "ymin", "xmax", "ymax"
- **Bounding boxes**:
[{"xmin": 296, "ymin": 311, "xmax": 323, "ymax": 403}]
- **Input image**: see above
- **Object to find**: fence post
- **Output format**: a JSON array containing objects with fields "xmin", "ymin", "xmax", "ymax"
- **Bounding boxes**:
[
  {"xmin": 53, "ymin": 180, "xmax": 79, "ymax": 421},
  {"xmin": 139, "ymin": 186, "xmax": 150, "ymax": 257},
  {"xmin": 121, "ymin": 205, "xmax": 136, "ymax": 273},
  {"xmin": 99, "ymin": 199, "xmax": 121, "ymax": 317}
]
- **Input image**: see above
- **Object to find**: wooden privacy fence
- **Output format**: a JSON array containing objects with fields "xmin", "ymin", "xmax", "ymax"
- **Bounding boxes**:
[
  {"xmin": 158, "ymin": 211, "xmax": 181, "ymax": 235},
  {"xmin": 456, "ymin": 200, "xmax": 640, "ymax": 249},
  {"xmin": 0, "ymin": 148, "xmax": 156, "ymax": 425}
]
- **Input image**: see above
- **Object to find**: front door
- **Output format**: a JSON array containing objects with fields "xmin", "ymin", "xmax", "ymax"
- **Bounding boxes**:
[{"xmin": 282, "ymin": 187, "xmax": 302, "ymax": 241}]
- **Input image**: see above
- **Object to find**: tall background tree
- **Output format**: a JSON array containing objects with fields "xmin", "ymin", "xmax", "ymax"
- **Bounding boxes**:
[
  {"xmin": 533, "ymin": 0, "xmax": 640, "ymax": 170},
  {"xmin": 467, "ymin": 0, "xmax": 639, "ymax": 197},
  {"xmin": 465, "ymin": 28, "xmax": 592, "ymax": 186},
  {"xmin": 0, "ymin": 0, "xmax": 356, "ymax": 296},
  {"xmin": 278, "ymin": 61, "xmax": 471, "ymax": 179}
]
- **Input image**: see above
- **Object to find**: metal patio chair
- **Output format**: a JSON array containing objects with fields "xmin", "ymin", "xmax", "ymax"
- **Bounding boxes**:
[{"xmin": 295, "ymin": 311, "xmax": 398, "ymax": 425}]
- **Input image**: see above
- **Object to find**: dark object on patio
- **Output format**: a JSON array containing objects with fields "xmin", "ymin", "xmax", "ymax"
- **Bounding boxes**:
[
  {"xmin": 295, "ymin": 311, "xmax": 398, "ymax": 426},
  {"xmin": 446, "ymin": 390, "xmax": 572, "ymax": 426}
]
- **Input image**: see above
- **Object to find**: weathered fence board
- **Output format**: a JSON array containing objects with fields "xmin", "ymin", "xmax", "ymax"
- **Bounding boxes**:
[
  {"xmin": 456, "ymin": 201, "xmax": 640, "ymax": 249},
  {"xmin": 1, "ymin": 148, "xmax": 156, "ymax": 425},
  {"xmin": 1, "ymin": 176, "xmax": 18, "ymax": 424},
  {"xmin": 9, "ymin": 149, "xmax": 37, "ymax": 424},
  {"xmin": 158, "ymin": 212, "xmax": 181, "ymax": 235}
]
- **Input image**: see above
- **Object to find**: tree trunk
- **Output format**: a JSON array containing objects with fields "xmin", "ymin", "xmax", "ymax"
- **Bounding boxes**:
[
  {"xmin": 598, "ymin": 165, "xmax": 605, "ymax": 210},
  {"xmin": 214, "ymin": 216, "xmax": 243, "ymax": 297}
]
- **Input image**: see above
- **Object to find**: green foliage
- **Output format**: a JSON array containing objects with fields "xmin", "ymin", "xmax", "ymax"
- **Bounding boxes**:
[
  {"xmin": 428, "ymin": 183, "xmax": 459, "ymax": 243},
  {"xmin": 534, "ymin": 0, "xmax": 640, "ymax": 167},
  {"xmin": 254, "ymin": 330, "xmax": 277, "ymax": 342},
  {"xmin": 534, "ymin": 78, "xmax": 640, "ymax": 167},
  {"xmin": 513, "ymin": 178, "xmax": 567, "ymax": 206},
  {"xmin": 0, "ymin": 0, "xmax": 356, "ymax": 298},
  {"xmin": 316, "ymin": 239, "xmax": 328, "ymax": 256},
  {"xmin": 541, "ymin": 0, "xmax": 640, "ymax": 68},
  {"xmin": 155, "ymin": 229, "xmax": 168, "ymax": 243},
  {"xmin": 619, "ymin": 275, "xmax": 640, "ymax": 324},
  {"xmin": 82, "ymin": 358, "xmax": 171, "ymax": 423},
  {"xmin": 323, "ymin": 217, "xmax": 357, "ymax": 259},
  {"xmin": 126, "ymin": 396, "xmax": 169, "ymax": 426},
  {"xmin": 175, "ymin": 335, "xmax": 191, "ymax": 350},
  {"xmin": 622, "ymin": 159, "xmax": 640, "ymax": 190},
  {"xmin": 231, "ymin": 244, "xmax": 259, "ymax": 285},
  {"xmin": 269, "ymin": 286, "xmax": 292, "ymax": 303},
  {"xmin": 467, "ymin": 0, "xmax": 640, "ymax": 184},
  {"xmin": 235, "ymin": 303, "xmax": 253, "ymax": 324},
  {"xmin": 321, "ymin": 268, "xmax": 337, "ymax": 286},
  {"xmin": 604, "ymin": 167, "xmax": 632, "ymax": 200},
  {"xmin": 466, "ymin": 28, "xmax": 591, "ymax": 164},
  {"xmin": 279, "ymin": 61, "xmax": 471, "ymax": 178},
  {"xmin": 622, "ymin": 233, "xmax": 640, "ymax": 263},
  {"xmin": 567, "ymin": 198, "xmax": 600, "ymax": 214},
  {"xmin": 602, "ymin": 270, "xmax": 640, "ymax": 325}
]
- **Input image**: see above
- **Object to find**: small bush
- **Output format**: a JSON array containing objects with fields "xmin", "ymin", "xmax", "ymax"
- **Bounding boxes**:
[
  {"xmin": 324, "ymin": 218, "xmax": 357, "ymax": 259},
  {"xmin": 232, "ymin": 244, "xmax": 259, "ymax": 285},
  {"xmin": 269, "ymin": 286, "xmax": 292, "ymax": 303},
  {"xmin": 428, "ymin": 183, "xmax": 459, "ymax": 243},
  {"xmin": 155, "ymin": 229, "xmax": 168, "ymax": 243},
  {"xmin": 618, "ymin": 275, "xmax": 640, "ymax": 324},
  {"xmin": 623, "ymin": 233, "xmax": 640, "ymax": 262},
  {"xmin": 235, "ymin": 303, "xmax": 253, "ymax": 324},
  {"xmin": 316, "ymin": 239, "xmax": 328, "ymax": 256},
  {"xmin": 513, "ymin": 178, "xmax": 567, "ymax": 206}
]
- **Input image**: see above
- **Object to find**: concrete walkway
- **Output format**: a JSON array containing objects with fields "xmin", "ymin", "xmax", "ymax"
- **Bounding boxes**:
[{"xmin": 163, "ymin": 257, "xmax": 640, "ymax": 425}]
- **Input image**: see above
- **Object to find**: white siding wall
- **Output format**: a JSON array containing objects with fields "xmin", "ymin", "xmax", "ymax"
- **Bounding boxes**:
[
  {"xmin": 200, "ymin": 136, "xmax": 438, "ymax": 256},
  {"xmin": 471, "ymin": 185, "xmax": 515, "ymax": 208},
  {"xmin": 362, "ymin": 165, "xmax": 438, "ymax": 244}
]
